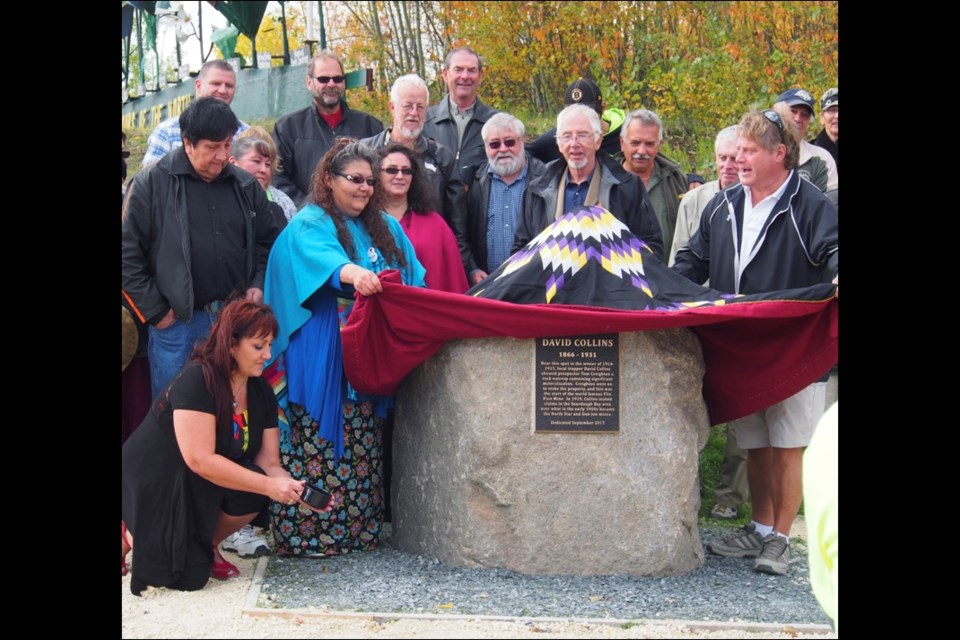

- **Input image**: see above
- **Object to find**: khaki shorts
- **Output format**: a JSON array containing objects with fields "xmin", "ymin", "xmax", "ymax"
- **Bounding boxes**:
[{"xmin": 730, "ymin": 382, "xmax": 827, "ymax": 449}]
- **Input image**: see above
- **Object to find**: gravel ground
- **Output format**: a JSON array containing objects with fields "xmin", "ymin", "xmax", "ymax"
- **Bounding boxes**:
[
  {"xmin": 259, "ymin": 522, "xmax": 829, "ymax": 625},
  {"xmin": 122, "ymin": 517, "xmax": 836, "ymax": 638}
]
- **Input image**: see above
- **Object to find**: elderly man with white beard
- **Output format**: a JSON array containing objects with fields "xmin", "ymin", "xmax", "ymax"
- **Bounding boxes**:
[{"xmin": 463, "ymin": 113, "xmax": 547, "ymax": 284}]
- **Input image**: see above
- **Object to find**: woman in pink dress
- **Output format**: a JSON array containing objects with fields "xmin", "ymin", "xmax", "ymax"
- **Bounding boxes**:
[{"xmin": 377, "ymin": 144, "xmax": 468, "ymax": 293}]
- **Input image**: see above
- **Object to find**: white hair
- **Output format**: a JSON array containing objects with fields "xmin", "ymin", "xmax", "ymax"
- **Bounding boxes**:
[
  {"xmin": 390, "ymin": 74, "xmax": 429, "ymax": 104},
  {"xmin": 556, "ymin": 104, "xmax": 602, "ymax": 137},
  {"xmin": 481, "ymin": 112, "xmax": 525, "ymax": 141},
  {"xmin": 714, "ymin": 125, "xmax": 738, "ymax": 152}
]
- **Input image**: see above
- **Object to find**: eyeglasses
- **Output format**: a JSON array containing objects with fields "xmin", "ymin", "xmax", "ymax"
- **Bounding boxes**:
[
  {"xmin": 762, "ymin": 110, "xmax": 785, "ymax": 144},
  {"xmin": 558, "ymin": 131, "xmax": 596, "ymax": 144},
  {"xmin": 121, "ymin": 150, "xmax": 131, "ymax": 159},
  {"xmin": 487, "ymin": 138, "xmax": 518, "ymax": 150},
  {"xmin": 314, "ymin": 75, "xmax": 345, "ymax": 84},
  {"xmin": 335, "ymin": 172, "xmax": 377, "ymax": 186},
  {"xmin": 382, "ymin": 167, "xmax": 414, "ymax": 175}
]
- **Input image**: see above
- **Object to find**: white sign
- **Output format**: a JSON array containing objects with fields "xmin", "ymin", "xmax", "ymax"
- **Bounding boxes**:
[
  {"xmin": 291, "ymin": 45, "xmax": 310, "ymax": 66},
  {"xmin": 226, "ymin": 58, "xmax": 241, "ymax": 75},
  {"xmin": 257, "ymin": 52, "xmax": 272, "ymax": 68}
]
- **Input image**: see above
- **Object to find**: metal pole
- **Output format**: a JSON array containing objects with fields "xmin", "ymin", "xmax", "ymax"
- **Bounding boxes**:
[
  {"xmin": 198, "ymin": 0, "xmax": 205, "ymax": 63},
  {"xmin": 281, "ymin": 1, "xmax": 291, "ymax": 65},
  {"xmin": 136, "ymin": 8, "xmax": 145, "ymax": 90},
  {"xmin": 318, "ymin": 1, "xmax": 327, "ymax": 50}
]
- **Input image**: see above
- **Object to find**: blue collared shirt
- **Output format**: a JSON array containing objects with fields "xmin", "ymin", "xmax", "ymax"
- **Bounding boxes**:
[
  {"xmin": 563, "ymin": 167, "xmax": 596, "ymax": 217},
  {"xmin": 486, "ymin": 163, "xmax": 529, "ymax": 271}
]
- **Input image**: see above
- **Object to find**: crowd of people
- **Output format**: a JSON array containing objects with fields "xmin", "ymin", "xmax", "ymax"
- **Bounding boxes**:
[{"xmin": 121, "ymin": 47, "xmax": 837, "ymax": 623}]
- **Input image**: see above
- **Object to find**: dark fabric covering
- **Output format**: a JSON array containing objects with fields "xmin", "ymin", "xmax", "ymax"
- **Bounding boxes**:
[{"xmin": 343, "ymin": 270, "xmax": 835, "ymax": 425}]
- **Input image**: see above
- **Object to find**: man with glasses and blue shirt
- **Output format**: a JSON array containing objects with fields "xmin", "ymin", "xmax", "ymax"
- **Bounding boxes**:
[
  {"xmin": 272, "ymin": 50, "xmax": 383, "ymax": 207},
  {"xmin": 361, "ymin": 74, "xmax": 466, "ymax": 266},
  {"xmin": 513, "ymin": 104, "xmax": 663, "ymax": 260},
  {"xmin": 463, "ymin": 112, "xmax": 546, "ymax": 285},
  {"xmin": 673, "ymin": 109, "xmax": 838, "ymax": 577}
]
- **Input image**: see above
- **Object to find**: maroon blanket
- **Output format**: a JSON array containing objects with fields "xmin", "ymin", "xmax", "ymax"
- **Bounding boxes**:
[{"xmin": 342, "ymin": 270, "xmax": 837, "ymax": 425}]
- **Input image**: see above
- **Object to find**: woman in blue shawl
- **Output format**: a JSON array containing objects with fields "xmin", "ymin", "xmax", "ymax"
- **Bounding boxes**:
[{"xmin": 264, "ymin": 138, "xmax": 425, "ymax": 556}]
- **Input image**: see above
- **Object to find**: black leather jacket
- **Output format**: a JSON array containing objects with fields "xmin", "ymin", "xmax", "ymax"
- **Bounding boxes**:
[
  {"xmin": 272, "ymin": 100, "xmax": 384, "ymax": 206},
  {"xmin": 121, "ymin": 147, "xmax": 280, "ymax": 325}
]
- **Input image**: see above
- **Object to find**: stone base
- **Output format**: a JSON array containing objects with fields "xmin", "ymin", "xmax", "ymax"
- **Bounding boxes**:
[{"xmin": 392, "ymin": 330, "xmax": 710, "ymax": 576}]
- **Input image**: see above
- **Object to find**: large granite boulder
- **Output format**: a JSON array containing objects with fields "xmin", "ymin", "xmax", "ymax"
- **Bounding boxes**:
[{"xmin": 392, "ymin": 329, "xmax": 710, "ymax": 576}]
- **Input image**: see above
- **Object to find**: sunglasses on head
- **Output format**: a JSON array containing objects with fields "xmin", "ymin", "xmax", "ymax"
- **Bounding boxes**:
[
  {"xmin": 314, "ymin": 75, "xmax": 345, "ymax": 84},
  {"xmin": 382, "ymin": 167, "xmax": 414, "ymax": 175},
  {"xmin": 762, "ymin": 110, "xmax": 786, "ymax": 144},
  {"xmin": 335, "ymin": 172, "xmax": 376, "ymax": 186},
  {"xmin": 487, "ymin": 138, "xmax": 518, "ymax": 150}
]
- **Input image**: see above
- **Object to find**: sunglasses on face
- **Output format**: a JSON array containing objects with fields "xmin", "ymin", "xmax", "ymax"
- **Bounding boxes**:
[
  {"xmin": 382, "ymin": 167, "xmax": 414, "ymax": 175},
  {"xmin": 121, "ymin": 150, "xmax": 131, "ymax": 158},
  {"xmin": 335, "ymin": 172, "xmax": 377, "ymax": 186},
  {"xmin": 487, "ymin": 138, "xmax": 518, "ymax": 150},
  {"xmin": 314, "ymin": 75, "xmax": 345, "ymax": 84}
]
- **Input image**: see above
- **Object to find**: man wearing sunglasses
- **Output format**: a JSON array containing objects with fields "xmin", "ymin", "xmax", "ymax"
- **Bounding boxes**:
[
  {"xmin": 673, "ymin": 110, "xmax": 837, "ymax": 577},
  {"xmin": 423, "ymin": 47, "xmax": 499, "ymax": 186},
  {"xmin": 463, "ymin": 113, "xmax": 547, "ymax": 285},
  {"xmin": 141, "ymin": 60, "xmax": 250, "ymax": 170},
  {"xmin": 272, "ymin": 50, "xmax": 384, "ymax": 207}
]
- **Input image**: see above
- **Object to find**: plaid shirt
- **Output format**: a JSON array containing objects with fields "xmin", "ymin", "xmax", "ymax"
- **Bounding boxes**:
[
  {"xmin": 141, "ymin": 116, "xmax": 249, "ymax": 169},
  {"xmin": 485, "ymin": 163, "xmax": 528, "ymax": 272}
]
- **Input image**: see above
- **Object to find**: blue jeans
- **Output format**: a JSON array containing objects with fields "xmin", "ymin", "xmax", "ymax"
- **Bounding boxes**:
[{"xmin": 148, "ymin": 311, "xmax": 215, "ymax": 399}]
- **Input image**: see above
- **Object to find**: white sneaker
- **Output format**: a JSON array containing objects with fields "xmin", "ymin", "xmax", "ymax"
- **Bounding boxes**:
[{"xmin": 221, "ymin": 525, "xmax": 271, "ymax": 557}]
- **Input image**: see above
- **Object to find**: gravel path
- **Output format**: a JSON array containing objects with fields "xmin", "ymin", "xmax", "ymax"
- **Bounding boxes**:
[{"xmin": 122, "ymin": 518, "xmax": 835, "ymax": 638}]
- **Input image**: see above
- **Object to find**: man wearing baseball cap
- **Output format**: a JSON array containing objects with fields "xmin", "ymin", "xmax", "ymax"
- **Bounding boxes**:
[
  {"xmin": 774, "ymin": 88, "xmax": 838, "ymax": 192},
  {"xmin": 526, "ymin": 78, "xmax": 625, "ymax": 163},
  {"xmin": 813, "ymin": 88, "xmax": 838, "ymax": 172}
]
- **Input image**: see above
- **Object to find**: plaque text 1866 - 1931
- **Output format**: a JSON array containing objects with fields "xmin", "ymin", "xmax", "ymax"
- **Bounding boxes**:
[{"xmin": 535, "ymin": 333, "xmax": 619, "ymax": 432}]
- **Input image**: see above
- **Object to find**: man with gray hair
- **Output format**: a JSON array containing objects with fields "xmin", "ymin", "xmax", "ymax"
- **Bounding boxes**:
[
  {"xmin": 618, "ymin": 109, "xmax": 687, "ymax": 256},
  {"xmin": 424, "ymin": 46, "xmax": 499, "ymax": 185},
  {"xmin": 361, "ymin": 74, "xmax": 466, "ymax": 261},
  {"xmin": 669, "ymin": 125, "xmax": 740, "ymax": 266},
  {"xmin": 513, "ymin": 104, "xmax": 663, "ymax": 259},
  {"xmin": 674, "ymin": 109, "xmax": 837, "ymax": 576},
  {"xmin": 141, "ymin": 59, "xmax": 249, "ymax": 169},
  {"xmin": 272, "ymin": 50, "xmax": 384, "ymax": 206},
  {"xmin": 463, "ymin": 112, "xmax": 546, "ymax": 284}
]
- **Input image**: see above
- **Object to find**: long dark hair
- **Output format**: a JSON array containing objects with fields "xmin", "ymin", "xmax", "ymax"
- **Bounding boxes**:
[
  {"xmin": 189, "ymin": 299, "xmax": 279, "ymax": 436},
  {"xmin": 378, "ymin": 143, "xmax": 438, "ymax": 215},
  {"xmin": 311, "ymin": 137, "xmax": 406, "ymax": 267}
]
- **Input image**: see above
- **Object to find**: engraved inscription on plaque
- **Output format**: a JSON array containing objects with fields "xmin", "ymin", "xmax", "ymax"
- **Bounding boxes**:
[{"xmin": 535, "ymin": 333, "xmax": 619, "ymax": 432}]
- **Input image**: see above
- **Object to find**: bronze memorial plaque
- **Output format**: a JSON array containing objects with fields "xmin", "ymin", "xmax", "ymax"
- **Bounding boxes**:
[{"xmin": 534, "ymin": 333, "xmax": 620, "ymax": 432}]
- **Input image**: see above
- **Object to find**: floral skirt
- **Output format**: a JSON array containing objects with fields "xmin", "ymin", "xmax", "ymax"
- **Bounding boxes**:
[{"xmin": 270, "ymin": 400, "xmax": 383, "ymax": 556}]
